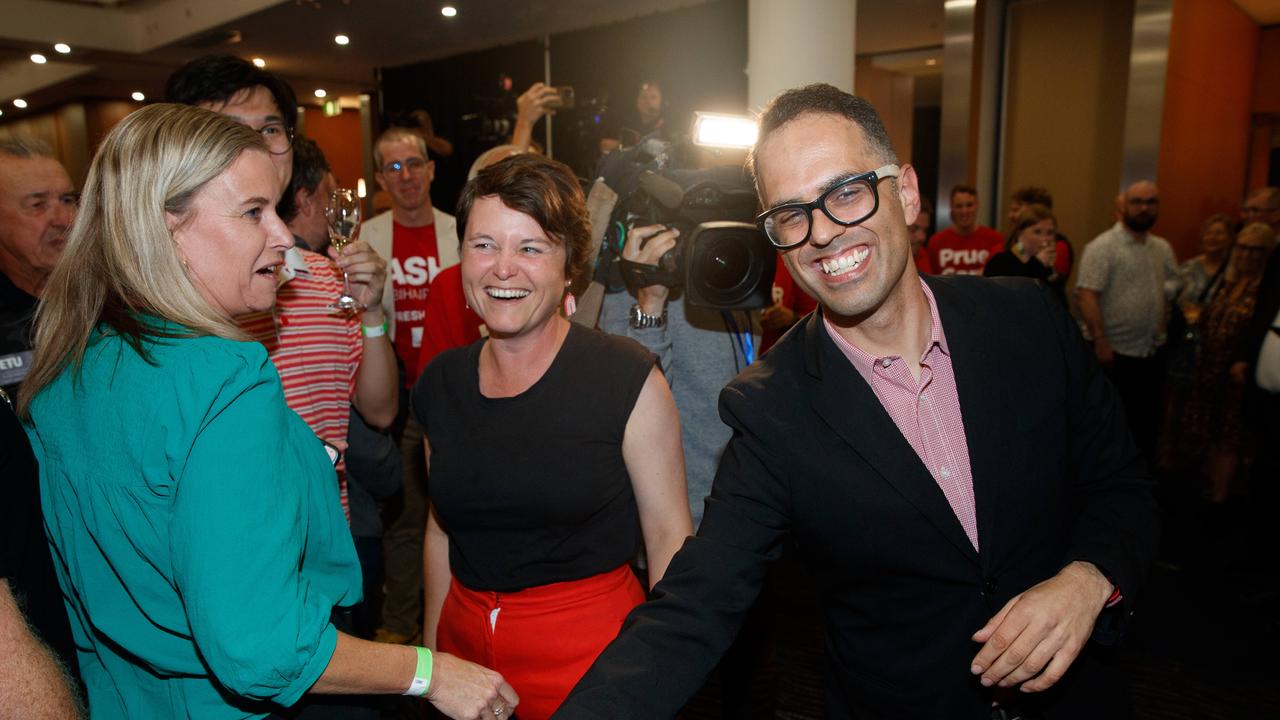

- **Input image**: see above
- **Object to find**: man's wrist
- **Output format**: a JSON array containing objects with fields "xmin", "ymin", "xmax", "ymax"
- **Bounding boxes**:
[
  {"xmin": 636, "ymin": 287, "xmax": 668, "ymax": 316},
  {"xmin": 629, "ymin": 303, "xmax": 667, "ymax": 330},
  {"xmin": 1065, "ymin": 561, "xmax": 1114, "ymax": 609}
]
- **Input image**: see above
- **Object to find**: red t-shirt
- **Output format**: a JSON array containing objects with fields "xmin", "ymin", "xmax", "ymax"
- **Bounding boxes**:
[
  {"xmin": 413, "ymin": 263, "xmax": 486, "ymax": 384},
  {"xmin": 391, "ymin": 222, "xmax": 442, "ymax": 388},
  {"xmin": 913, "ymin": 246, "xmax": 934, "ymax": 275},
  {"xmin": 762, "ymin": 254, "xmax": 820, "ymax": 352},
  {"xmin": 925, "ymin": 225, "xmax": 1004, "ymax": 275}
]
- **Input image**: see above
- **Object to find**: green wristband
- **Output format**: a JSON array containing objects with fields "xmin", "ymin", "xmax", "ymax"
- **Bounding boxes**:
[
  {"xmin": 362, "ymin": 320, "xmax": 389, "ymax": 339},
  {"xmin": 403, "ymin": 646, "xmax": 433, "ymax": 697}
]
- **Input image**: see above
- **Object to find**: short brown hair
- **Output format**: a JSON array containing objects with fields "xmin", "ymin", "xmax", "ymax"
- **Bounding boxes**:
[
  {"xmin": 749, "ymin": 84, "xmax": 897, "ymax": 186},
  {"xmin": 1200, "ymin": 212, "xmax": 1233, "ymax": 236},
  {"xmin": 1011, "ymin": 185, "xmax": 1052, "ymax": 209},
  {"xmin": 456, "ymin": 154, "xmax": 592, "ymax": 295},
  {"xmin": 951, "ymin": 184, "xmax": 977, "ymax": 200},
  {"xmin": 1007, "ymin": 203, "xmax": 1055, "ymax": 250}
]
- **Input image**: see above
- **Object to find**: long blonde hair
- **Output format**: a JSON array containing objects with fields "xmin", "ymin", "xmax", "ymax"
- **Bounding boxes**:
[{"xmin": 18, "ymin": 103, "xmax": 266, "ymax": 417}]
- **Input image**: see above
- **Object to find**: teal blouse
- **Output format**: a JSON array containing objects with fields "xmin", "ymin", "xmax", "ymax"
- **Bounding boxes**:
[{"xmin": 25, "ymin": 325, "xmax": 361, "ymax": 719}]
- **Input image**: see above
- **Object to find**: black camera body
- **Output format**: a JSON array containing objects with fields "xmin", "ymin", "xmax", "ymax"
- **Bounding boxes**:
[{"xmin": 596, "ymin": 144, "xmax": 776, "ymax": 311}]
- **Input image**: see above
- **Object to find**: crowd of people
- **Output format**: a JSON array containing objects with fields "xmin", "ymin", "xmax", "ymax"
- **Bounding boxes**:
[
  {"xmin": 0, "ymin": 50, "xmax": 1274, "ymax": 720},
  {"xmin": 900, "ymin": 179, "xmax": 1279, "ymax": 531}
]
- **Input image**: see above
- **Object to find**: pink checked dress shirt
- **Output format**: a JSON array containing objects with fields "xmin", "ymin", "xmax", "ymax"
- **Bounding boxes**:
[{"xmin": 823, "ymin": 279, "xmax": 979, "ymax": 550}]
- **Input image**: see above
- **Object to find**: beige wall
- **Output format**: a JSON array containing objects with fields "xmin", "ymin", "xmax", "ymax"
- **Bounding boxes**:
[
  {"xmin": 855, "ymin": 57, "xmax": 914, "ymax": 164},
  {"xmin": 1000, "ymin": 0, "xmax": 1134, "ymax": 263}
]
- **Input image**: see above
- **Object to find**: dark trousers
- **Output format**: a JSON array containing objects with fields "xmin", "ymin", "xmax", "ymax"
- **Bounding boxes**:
[
  {"xmin": 351, "ymin": 535, "xmax": 385, "ymax": 640},
  {"xmin": 1246, "ymin": 391, "xmax": 1280, "ymax": 568},
  {"xmin": 1104, "ymin": 352, "xmax": 1165, "ymax": 464}
]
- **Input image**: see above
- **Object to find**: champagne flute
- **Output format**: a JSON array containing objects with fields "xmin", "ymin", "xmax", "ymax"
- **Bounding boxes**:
[{"xmin": 326, "ymin": 188, "xmax": 362, "ymax": 313}]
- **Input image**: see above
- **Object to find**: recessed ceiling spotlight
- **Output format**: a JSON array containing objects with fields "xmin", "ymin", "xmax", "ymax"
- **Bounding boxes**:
[
  {"xmin": 31, "ymin": 53, "xmax": 47, "ymax": 64},
  {"xmin": 252, "ymin": 57, "xmax": 266, "ymax": 68},
  {"xmin": 54, "ymin": 43, "xmax": 71, "ymax": 54},
  {"xmin": 0, "ymin": 109, "xmax": 5, "ymax": 117},
  {"xmin": 314, "ymin": 89, "xmax": 327, "ymax": 98},
  {"xmin": 441, "ymin": 6, "xmax": 457, "ymax": 17},
  {"xmin": 131, "ymin": 92, "xmax": 146, "ymax": 102},
  {"xmin": 334, "ymin": 34, "xmax": 350, "ymax": 45},
  {"xmin": 925, "ymin": 58, "xmax": 938, "ymax": 66},
  {"xmin": 14, "ymin": 99, "xmax": 28, "ymax": 109}
]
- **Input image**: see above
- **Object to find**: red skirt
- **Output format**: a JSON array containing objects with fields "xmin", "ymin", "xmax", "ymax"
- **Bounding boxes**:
[{"xmin": 437, "ymin": 565, "xmax": 646, "ymax": 720}]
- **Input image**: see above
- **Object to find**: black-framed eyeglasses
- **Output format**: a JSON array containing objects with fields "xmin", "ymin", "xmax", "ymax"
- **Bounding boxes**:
[
  {"xmin": 381, "ymin": 157, "xmax": 429, "ymax": 175},
  {"xmin": 755, "ymin": 164, "xmax": 900, "ymax": 249},
  {"xmin": 257, "ymin": 122, "xmax": 294, "ymax": 155}
]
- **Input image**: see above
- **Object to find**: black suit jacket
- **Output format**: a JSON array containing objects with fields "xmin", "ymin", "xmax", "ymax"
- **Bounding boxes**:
[{"xmin": 554, "ymin": 276, "xmax": 1158, "ymax": 720}]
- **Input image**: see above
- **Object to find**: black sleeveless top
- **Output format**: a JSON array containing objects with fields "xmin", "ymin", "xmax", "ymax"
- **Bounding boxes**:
[{"xmin": 412, "ymin": 323, "xmax": 656, "ymax": 592}]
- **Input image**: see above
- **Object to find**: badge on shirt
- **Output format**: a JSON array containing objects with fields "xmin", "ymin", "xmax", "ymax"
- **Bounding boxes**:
[{"xmin": 0, "ymin": 349, "xmax": 33, "ymax": 387}]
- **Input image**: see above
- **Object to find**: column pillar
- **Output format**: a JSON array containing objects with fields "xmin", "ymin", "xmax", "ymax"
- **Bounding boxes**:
[{"xmin": 747, "ymin": 0, "xmax": 857, "ymax": 113}]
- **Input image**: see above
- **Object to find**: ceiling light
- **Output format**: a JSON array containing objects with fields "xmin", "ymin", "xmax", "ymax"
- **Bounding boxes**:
[
  {"xmin": 314, "ymin": 89, "xmax": 327, "ymax": 98},
  {"xmin": 0, "ymin": 110, "xmax": 4, "ymax": 118},
  {"xmin": 31, "ymin": 53, "xmax": 47, "ymax": 64},
  {"xmin": 54, "ymin": 43, "xmax": 71, "ymax": 54},
  {"xmin": 334, "ymin": 34, "xmax": 350, "ymax": 45},
  {"xmin": 13, "ymin": 99, "xmax": 28, "ymax": 109},
  {"xmin": 131, "ymin": 92, "xmax": 146, "ymax": 102},
  {"xmin": 925, "ymin": 58, "xmax": 938, "ymax": 66},
  {"xmin": 441, "ymin": 6, "xmax": 457, "ymax": 17},
  {"xmin": 252, "ymin": 57, "xmax": 266, "ymax": 68}
]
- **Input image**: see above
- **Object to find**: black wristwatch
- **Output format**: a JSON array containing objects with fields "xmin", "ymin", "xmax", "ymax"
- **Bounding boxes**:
[{"xmin": 629, "ymin": 303, "xmax": 667, "ymax": 329}]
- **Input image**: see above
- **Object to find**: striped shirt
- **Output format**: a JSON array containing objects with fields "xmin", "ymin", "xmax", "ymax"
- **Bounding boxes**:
[
  {"xmin": 823, "ymin": 279, "xmax": 978, "ymax": 549},
  {"xmin": 239, "ymin": 247, "xmax": 361, "ymax": 520}
]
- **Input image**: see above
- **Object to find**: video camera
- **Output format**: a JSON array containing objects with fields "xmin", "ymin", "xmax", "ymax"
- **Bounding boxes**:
[{"xmin": 594, "ymin": 139, "xmax": 775, "ymax": 311}]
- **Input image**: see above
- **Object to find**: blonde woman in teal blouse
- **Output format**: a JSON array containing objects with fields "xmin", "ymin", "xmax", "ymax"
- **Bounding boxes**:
[{"xmin": 18, "ymin": 104, "xmax": 517, "ymax": 720}]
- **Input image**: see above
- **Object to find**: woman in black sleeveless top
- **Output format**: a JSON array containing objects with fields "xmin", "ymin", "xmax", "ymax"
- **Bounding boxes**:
[
  {"xmin": 984, "ymin": 203, "xmax": 1067, "ymax": 306},
  {"xmin": 411, "ymin": 155, "xmax": 692, "ymax": 720}
]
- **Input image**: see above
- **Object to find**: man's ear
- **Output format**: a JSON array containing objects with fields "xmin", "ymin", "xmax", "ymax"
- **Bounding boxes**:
[
  {"xmin": 296, "ymin": 186, "xmax": 316, "ymax": 218},
  {"xmin": 424, "ymin": 159, "xmax": 436, "ymax": 185},
  {"xmin": 897, "ymin": 164, "xmax": 921, "ymax": 227},
  {"xmin": 373, "ymin": 171, "xmax": 388, "ymax": 193}
]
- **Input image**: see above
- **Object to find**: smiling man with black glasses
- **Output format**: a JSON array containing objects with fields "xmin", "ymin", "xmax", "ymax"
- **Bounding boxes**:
[{"xmin": 554, "ymin": 84, "xmax": 1157, "ymax": 720}]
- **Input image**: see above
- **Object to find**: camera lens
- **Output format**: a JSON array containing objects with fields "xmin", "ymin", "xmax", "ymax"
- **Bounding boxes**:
[{"xmin": 701, "ymin": 237, "xmax": 750, "ymax": 292}]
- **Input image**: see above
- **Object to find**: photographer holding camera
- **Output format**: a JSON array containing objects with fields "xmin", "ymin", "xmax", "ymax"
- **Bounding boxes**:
[{"xmin": 600, "ymin": 224, "xmax": 759, "ymax": 528}]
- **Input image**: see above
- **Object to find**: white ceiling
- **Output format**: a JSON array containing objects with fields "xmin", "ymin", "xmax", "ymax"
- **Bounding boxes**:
[{"xmin": 0, "ymin": 0, "xmax": 947, "ymax": 117}]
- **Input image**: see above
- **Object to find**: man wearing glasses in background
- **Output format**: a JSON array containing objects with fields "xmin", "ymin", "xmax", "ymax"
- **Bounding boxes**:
[
  {"xmin": 360, "ymin": 126, "xmax": 459, "ymax": 646},
  {"xmin": 553, "ymin": 84, "xmax": 1157, "ymax": 719}
]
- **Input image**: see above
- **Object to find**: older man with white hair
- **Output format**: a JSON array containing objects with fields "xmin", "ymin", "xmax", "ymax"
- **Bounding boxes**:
[{"xmin": 0, "ymin": 138, "xmax": 77, "ymax": 401}]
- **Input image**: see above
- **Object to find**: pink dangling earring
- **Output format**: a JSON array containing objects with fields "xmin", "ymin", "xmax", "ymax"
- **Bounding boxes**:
[{"xmin": 562, "ymin": 292, "xmax": 577, "ymax": 317}]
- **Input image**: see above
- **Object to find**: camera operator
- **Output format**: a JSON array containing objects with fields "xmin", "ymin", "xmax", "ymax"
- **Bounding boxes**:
[
  {"xmin": 600, "ymin": 224, "xmax": 759, "ymax": 529},
  {"xmin": 599, "ymin": 81, "xmax": 669, "ymax": 156}
]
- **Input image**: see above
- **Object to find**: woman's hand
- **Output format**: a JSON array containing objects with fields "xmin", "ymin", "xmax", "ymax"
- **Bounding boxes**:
[
  {"xmin": 329, "ymin": 239, "xmax": 388, "ymax": 311},
  {"xmin": 1033, "ymin": 241, "xmax": 1056, "ymax": 269},
  {"xmin": 427, "ymin": 652, "xmax": 520, "ymax": 720}
]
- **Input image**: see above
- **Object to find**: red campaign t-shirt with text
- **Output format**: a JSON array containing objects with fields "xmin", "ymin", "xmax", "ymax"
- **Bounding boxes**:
[
  {"xmin": 391, "ymin": 221, "xmax": 442, "ymax": 387},
  {"xmin": 925, "ymin": 225, "xmax": 1005, "ymax": 275}
]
